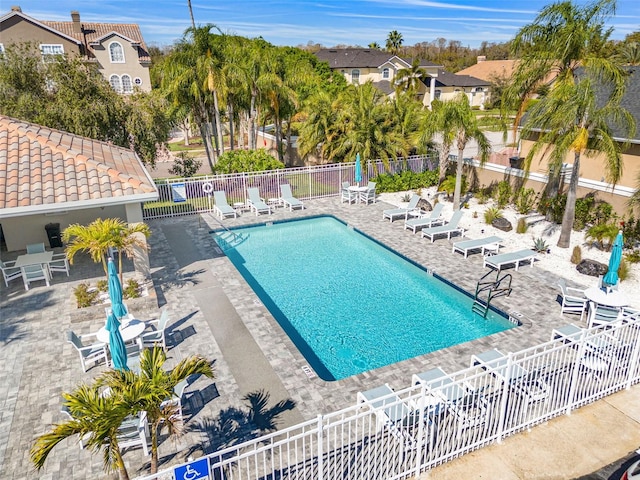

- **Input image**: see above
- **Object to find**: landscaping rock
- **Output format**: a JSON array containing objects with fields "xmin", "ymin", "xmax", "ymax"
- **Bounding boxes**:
[
  {"xmin": 492, "ymin": 217, "xmax": 513, "ymax": 232},
  {"xmin": 576, "ymin": 259, "xmax": 608, "ymax": 277},
  {"xmin": 416, "ymin": 199, "xmax": 433, "ymax": 211}
]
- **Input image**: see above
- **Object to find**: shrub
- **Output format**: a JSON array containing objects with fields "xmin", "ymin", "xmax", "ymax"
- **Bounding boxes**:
[
  {"xmin": 439, "ymin": 174, "xmax": 467, "ymax": 199},
  {"xmin": 213, "ymin": 149, "xmax": 285, "ymax": 174},
  {"xmin": 495, "ymin": 180, "xmax": 512, "ymax": 208},
  {"xmin": 574, "ymin": 195, "xmax": 615, "ymax": 230},
  {"xmin": 96, "ymin": 279, "xmax": 108, "ymax": 292},
  {"xmin": 625, "ymin": 249, "xmax": 640, "ymax": 264},
  {"xmin": 571, "ymin": 246, "xmax": 582, "ymax": 264},
  {"xmin": 484, "ymin": 206, "xmax": 503, "ymax": 224},
  {"xmin": 401, "ymin": 193, "xmax": 411, "ymax": 202},
  {"xmin": 532, "ymin": 237, "xmax": 549, "ymax": 253},
  {"xmin": 516, "ymin": 217, "xmax": 528, "ymax": 234},
  {"xmin": 514, "ymin": 188, "xmax": 537, "ymax": 215},
  {"xmin": 372, "ymin": 170, "xmax": 439, "ymax": 193},
  {"xmin": 73, "ymin": 283, "xmax": 99, "ymax": 309},
  {"xmin": 537, "ymin": 194, "xmax": 566, "ymax": 224},
  {"xmin": 169, "ymin": 151, "xmax": 203, "ymax": 177},
  {"xmin": 586, "ymin": 223, "xmax": 619, "ymax": 250},
  {"xmin": 123, "ymin": 279, "xmax": 141, "ymax": 299},
  {"xmin": 619, "ymin": 259, "xmax": 631, "ymax": 281},
  {"xmin": 475, "ymin": 185, "xmax": 491, "ymax": 205}
]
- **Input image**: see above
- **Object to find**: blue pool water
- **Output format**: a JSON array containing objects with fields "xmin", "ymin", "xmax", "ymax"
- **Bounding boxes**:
[{"xmin": 214, "ymin": 216, "xmax": 516, "ymax": 381}]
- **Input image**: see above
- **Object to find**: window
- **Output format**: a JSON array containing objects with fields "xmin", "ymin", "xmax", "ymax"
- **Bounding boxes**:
[
  {"xmin": 109, "ymin": 42, "xmax": 125, "ymax": 63},
  {"xmin": 434, "ymin": 89, "xmax": 442, "ymax": 100},
  {"xmin": 382, "ymin": 68, "xmax": 389, "ymax": 79},
  {"xmin": 0, "ymin": 44, "xmax": 4, "ymax": 55},
  {"xmin": 121, "ymin": 75, "xmax": 133, "ymax": 93},
  {"xmin": 109, "ymin": 74, "xmax": 122, "ymax": 93},
  {"xmin": 351, "ymin": 69, "xmax": 360, "ymax": 84},
  {"xmin": 40, "ymin": 44, "xmax": 64, "ymax": 61},
  {"xmin": 133, "ymin": 77, "xmax": 143, "ymax": 86}
]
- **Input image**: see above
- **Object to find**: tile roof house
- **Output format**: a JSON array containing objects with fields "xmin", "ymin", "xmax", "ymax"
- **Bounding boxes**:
[
  {"xmin": 456, "ymin": 57, "xmax": 517, "ymax": 83},
  {"xmin": 0, "ymin": 115, "xmax": 158, "ymax": 252},
  {"xmin": 431, "ymin": 69, "xmax": 491, "ymax": 108},
  {"xmin": 0, "ymin": 6, "xmax": 152, "ymax": 93}
]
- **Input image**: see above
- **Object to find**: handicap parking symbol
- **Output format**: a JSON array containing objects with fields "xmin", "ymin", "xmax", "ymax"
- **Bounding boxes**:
[{"xmin": 174, "ymin": 457, "xmax": 209, "ymax": 480}]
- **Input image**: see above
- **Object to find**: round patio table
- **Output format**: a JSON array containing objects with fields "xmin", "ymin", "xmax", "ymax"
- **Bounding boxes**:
[
  {"xmin": 584, "ymin": 287, "xmax": 628, "ymax": 308},
  {"xmin": 96, "ymin": 319, "xmax": 145, "ymax": 344}
]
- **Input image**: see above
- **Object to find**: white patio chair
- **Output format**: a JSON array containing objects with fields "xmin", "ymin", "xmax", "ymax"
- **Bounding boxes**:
[
  {"xmin": 26, "ymin": 242, "xmax": 46, "ymax": 254},
  {"xmin": 0, "ymin": 260, "xmax": 22, "ymax": 287},
  {"xmin": 67, "ymin": 330, "xmax": 108, "ymax": 372},
  {"xmin": 359, "ymin": 181, "xmax": 376, "ymax": 204},
  {"xmin": 340, "ymin": 182, "xmax": 356, "ymax": 204},
  {"xmin": 49, "ymin": 253, "xmax": 70, "ymax": 276},
  {"xmin": 161, "ymin": 379, "xmax": 189, "ymax": 421},
  {"xmin": 21, "ymin": 263, "xmax": 50, "ymax": 290},
  {"xmin": 117, "ymin": 411, "xmax": 150, "ymax": 456},
  {"xmin": 557, "ymin": 279, "xmax": 588, "ymax": 321},
  {"xmin": 140, "ymin": 309, "xmax": 170, "ymax": 350}
]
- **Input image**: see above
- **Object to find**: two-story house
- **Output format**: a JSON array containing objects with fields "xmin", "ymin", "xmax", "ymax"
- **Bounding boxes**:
[{"xmin": 0, "ymin": 6, "xmax": 151, "ymax": 93}]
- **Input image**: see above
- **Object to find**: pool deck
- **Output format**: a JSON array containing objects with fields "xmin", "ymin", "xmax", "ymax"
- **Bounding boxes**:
[{"xmin": 1, "ymin": 197, "xmax": 638, "ymax": 479}]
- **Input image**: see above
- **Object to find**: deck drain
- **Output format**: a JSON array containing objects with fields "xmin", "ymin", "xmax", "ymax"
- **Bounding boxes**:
[
  {"xmin": 301, "ymin": 365, "xmax": 316, "ymax": 379},
  {"xmin": 253, "ymin": 299, "xmax": 262, "ymax": 306},
  {"xmin": 510, "ymin": 311, "xmax": 524, "ymax": 318}
]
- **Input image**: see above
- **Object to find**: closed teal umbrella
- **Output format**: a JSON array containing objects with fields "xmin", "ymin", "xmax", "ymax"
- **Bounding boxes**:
[
  {"xmin": 354, "ymin": 153, "xmax": 362, "ymax": 186},
  {"xmin": 108, "ymin": 258, "xmax": 128, "ymax": 319},
  {"xmin": 106, "ymin": 312, "xmax": 128, "ymax": 371},
  {"xmin": 603, "ymin": 230, "xmax": 623, "ymax": 287}
]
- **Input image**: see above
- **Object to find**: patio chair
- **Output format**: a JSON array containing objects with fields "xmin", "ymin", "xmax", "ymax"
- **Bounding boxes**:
[
  {"xmin": 48, "ymin": 253, "xmax": 70, "ymax": 276},
  {"xmin": 26, "ymin": 242, "xmax": 46, "ymax": 254},
  {"xmin": 587, "ymin": 301, "xmax": 621, "ymax": 328},
  {"xmin": 382, "ymin": 194, "xmax": 421, "ymax": 222},
  {"xmin": 161, "ymin": 379, "xmax": 189, "ymax": 421},
  {"xmin": 483, "ymin": 249, "xmax": 537, "ymax": 271},
  {"xmin": 357, "ymin": 383, "xmax": 417, "ymax": 450},
  {"xmin": 139, "ymin": 308, "xmax": 170, "ymax": 350},
  {"xmin": 359, "ymin": 181, "xmax": 376, "ymax": 205},
  {"xmin": 21, "ymin": 263, "xmax": 50, "ymax": 290},
  {"xmin": 420, "ymin": 210, "xmax": 465, "ymax": 242},
  {"xmin": 340, "ymin": 182, "xmax": 356, "ymax": 204},
  {"xmin": 551, "ymin": 324, "xmax": 623, "ymax": 365},
  {"xmin": 117, "ymin": 411, "xmax": 150, "ymax": 456},
  {"xmin": 0, "ymin": 260, "xmax": 22, "ymax": 287},
  {"xmin": 247, "ymin": 187, "xmax": 272, "ymax": 216},
  {"xmin": 403, "ymin": 203, "xmax": 444, "ymax": 233},
  {"xmin": 471, "ymin": 348, "xmax": 549, "ymax": 403},
  {"xmin": 557, "ymin": 279, "xmax": 588, "ymax": 321},
  {"xmin": 213, "ymin": 190, "xmax": 238, "ymax": 219},
  {"xmin": 280, "ymin": 184, "xmax": 304, "ymax": 211},
  {"xmin": 67, "ymin": 330, "xmax": 108, "ymax": 372},
  {"xmin": 452, "ymin": 236, "xmax": 504, "ymax": 258}
]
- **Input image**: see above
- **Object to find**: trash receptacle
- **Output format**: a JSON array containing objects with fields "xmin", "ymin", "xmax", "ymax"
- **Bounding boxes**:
[
  {"xmin": 45, "ymin": 223, "xmax": 63, "ymax": 248},
  {"xmin": 509, "ymin": 156, "xmax": 524, "ymax": 169}
]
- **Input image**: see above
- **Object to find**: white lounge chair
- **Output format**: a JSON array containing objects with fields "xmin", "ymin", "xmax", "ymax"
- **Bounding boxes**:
[
  {"xmin": 0, "ymin": 260, "xmax": 22, "ymax": 287},
  {"xmin": 557, "ymin": 279, "xmax": 588, "ymax": 321},
  {"xmin": 483, "ymin": 249, "xmax": 537, "ymax": 271},
  {"xmin": 382, "ymin": 194, "xmax": 421, "ymax": 222},
  {"xmin": 247, "ymin": 187, "xmax": 272, "ymax": 216},
  {"xmin": 357, "ymin": 384, "xmax": 417, "ymax": 449},
  {"xmin": 280, "ymin": 184, "xmax": 304, "ymax": 211},
  {"xmin": 404, "ymin": 203, "xmax": 444, "ymax": 233},
  {"xmin": 213, "ymin": 191, "xmax": 238, "ymax": 219},
  {"xmin": 359, "ymin": 181, "xmax": 376, "ymax": 204},
  {"xmin": 471, "ymin": 348, "xmax": 548, "ymax": 403},
  {"xmin": 21, "ymin": 263, "xmax": 50, "ymax": 290},
  {"xmin": 67, "ymin": 330, "xmax": 108, "ymax": 372},
  {"xmin": 421, "ymin": 210, "xmax": 464, "ymax": 242},
  {"xmin": 452, "ymin": 236, "xmax": 504, "ymax": 258}
]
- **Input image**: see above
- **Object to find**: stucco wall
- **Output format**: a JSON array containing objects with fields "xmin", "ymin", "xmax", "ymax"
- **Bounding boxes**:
[
  {"xmin": 1, "ymin": 17, "xmax": 81, "ymax": 55},
  {"xmin": 91, "ymin": 34, "xmax": 151, "ymax": 92}
]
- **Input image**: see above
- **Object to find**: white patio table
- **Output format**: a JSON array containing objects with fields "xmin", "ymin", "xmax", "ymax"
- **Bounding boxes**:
[
  {"xmin": 348, "ymin": 186, "xmax": 368, "ymax": 204},
  {"xmin": 584, "ymin": 287, "xmax": 628, "ymax": 308},
  {"xmin": 96, "ymin": 319, "xmax": 146, "ymax": 344},
  {"xmin": 14, "ymin": 251, "xmax": 54, "ymax": 278}
]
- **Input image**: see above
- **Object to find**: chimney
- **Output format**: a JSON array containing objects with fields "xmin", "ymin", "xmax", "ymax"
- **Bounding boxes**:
[
  {"xmin": 11, "ymin": 6, "xmax": 22, "ymax": 12},
  {"xmin": 477, "ymin": 55, "xmax": 486, "ymax": 63},
  {"xmin": 71, "ymin": 11, "xmax": 81, "ymax": 33}
]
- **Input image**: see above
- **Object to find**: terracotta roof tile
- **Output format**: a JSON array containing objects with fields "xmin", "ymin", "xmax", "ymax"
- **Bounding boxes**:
[{"xmin": 0, "ymin": 115, "xmax": 157, "ymax": 213}]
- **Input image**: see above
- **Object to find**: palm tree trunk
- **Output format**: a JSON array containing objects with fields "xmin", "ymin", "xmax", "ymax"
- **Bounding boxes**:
[
  {"xmin": 115, "ymin": 448, "xmax": 130, "ymax": 480},
  {"xmin": 275, "ymin": 117, "xmax": 284, "ymax": 162},
  {"xmin": 228, "ymin": 100, "xmax": 235, "ymax": 150},
  {"xmin": 198, "ymin": 122, "xmax": 215, "ymax": 171},
  {"xmin": 187, "ymin": 0, "xmax": 196, "ymax": 30},
  {"xmin": 249, "ymin": 90, "xmax": 258, "ymax": 149},
  {"xmin": 150, "ymin": 424, "xmax": 159, "ymax": 473},
  {"xmin": 557, "ymin": 152, "xmax": 580, "ymax": 248},
  {"xmin": 213, "ymin": 91, "xmax": 224, "ymax": 156},
  {"xmin": 453, "ymin": 147, "xmax": 464, "ymax": 210},
  {"xmin": 438, "ymin": 146, "xmax": 450, "ymax": 185}
]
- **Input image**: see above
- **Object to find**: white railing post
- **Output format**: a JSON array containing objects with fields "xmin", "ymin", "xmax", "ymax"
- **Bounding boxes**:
[
  {"xmin": 413, "ymin": 385, "xmax": 428, "ymax": 478},
  {"xmin": 565, "ymin": 328, "xmax": 589, "ymax": 415},
  {"xmin": 316, "ymin": 414, "xmax": 324, "ymax": 479},
  {"xmin": 624, "ymin": 322, "xmax": 640, "ymax": 389},
  {"xmin": 494, "ymin": 352, "xmax": 512, "ymax": 443}
]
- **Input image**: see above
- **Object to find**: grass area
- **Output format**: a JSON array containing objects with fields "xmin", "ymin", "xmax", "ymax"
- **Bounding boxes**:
[{"xmin": 167, "ymin": 138, "xmax": 205, "ymax": 152}]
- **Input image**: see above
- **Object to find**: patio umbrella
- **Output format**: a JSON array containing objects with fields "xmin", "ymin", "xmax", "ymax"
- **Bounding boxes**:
[
  {"xmin": 106, "ymin": 311, "xmax": 128, "ymax": 371},
  {"xmin": 354, "ymin": 153, "xmax": 362, "ymax": 186},
  {"xmin": 603, "ymin": 230, "xmax": 623, "ymax": 287},
  {"xmin": 107, "ymin": 257, "xmax": 128, "ymax": 319}
]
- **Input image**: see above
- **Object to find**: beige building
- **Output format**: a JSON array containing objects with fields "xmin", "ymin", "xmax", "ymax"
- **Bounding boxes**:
[{"xmin": 0, "ymin": 6, "xmax": 152, "ymax": 93}]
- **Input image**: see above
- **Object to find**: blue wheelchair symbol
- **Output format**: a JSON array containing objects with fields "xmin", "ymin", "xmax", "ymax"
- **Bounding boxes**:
[{"xmin": 174, "ymin": 458, "xmax": 209, "ymax": 480}]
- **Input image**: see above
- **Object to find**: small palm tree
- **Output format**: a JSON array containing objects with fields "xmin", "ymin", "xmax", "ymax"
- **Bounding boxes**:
[
  {"xmin": 386, "ymin": 30, "xmax": 404, "ymax": 55},
  {"xmin": 99, "ymin": 347, "xmax": 214, "ymax": 474},
  {"xmin": 395, "ymin": 59, "xmax": 427, "ymax": 94},
  {"xmin": 30, "ymin": 384, "xmax": 143, "ymax": 480}
]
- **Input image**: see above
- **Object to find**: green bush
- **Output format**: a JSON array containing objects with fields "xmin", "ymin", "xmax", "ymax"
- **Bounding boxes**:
[
  {"xmin": 514, "ymin": 188, "xmax": 537, "ymax": 215},
  {"xmin": 494, "ymin": 180, "xmax": 512, "ymax": 208},
  {"xmin": 169, "ymin": 151, "xmax": 203, "ymax": 177},
  {"xmin": 586, "ymin": 223, "xmax": 619, "ymax": 250},
  {"xmin": 533, "ymin": 237, "xmax": 549, "ymax": 253},
  {"xmin": 123, "ymin": 279, "xmax": 141, "ymax": 299},
  {"xmin": 619, "ymin": 259, "xmax": 631, "ymax": 281},
  {"xmin": 213, "ymin": 149, "xmax": 285, "ymax": 174},
  {"xmin": 439, "ymin": 174, "xmax": 467, "ymax": 199},
  {"xmin": 372, "ymin": 170, "xmax": 439, "ymax": 193},
  {"xmin": 484, "ymin": 206, "xmax": 503, "ymax": 224},
  {"xmin": 622, "ymin": 217, "xmax": 640, "ymax": 247},
  {"xmin": 538, "ymin": 194, "xmax": 566, "ymax": 224},
  {"xmin": 574, "ymin": 195, "xmax": 615, "ymax": 230},
  {"xmin": 73, "ymin": 283, "xmax": 99, "ymax": 309},
  {"xmin": 625, "ymin": 249, "xmax": 640, "ymax": 264},
  {"xmin": 96, "ymin": 279, "xmax": 108, "ymax": 292},
  {"xmin": 475, "ymin": 186, "xmax": 491, "ymax": 205},
  {"xmin": 516, "ymin": 217, "xmax": 528, "ymax": 234}
]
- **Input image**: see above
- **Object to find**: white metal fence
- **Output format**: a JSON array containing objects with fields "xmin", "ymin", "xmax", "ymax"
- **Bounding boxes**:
[
  {"xmin": 138, "ymin": 313, "xmax": 640, "ymax": 480},
  {"xmin": 142, "ymin": 155, "xmax": 437, "ymax": 219}
]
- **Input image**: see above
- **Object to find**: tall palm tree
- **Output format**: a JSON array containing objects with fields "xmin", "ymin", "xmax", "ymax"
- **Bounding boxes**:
[
  {"xmin": 504, "ymin": 0, "xmax": 635, "ymax": 248},
  {"xmin": 386, "ymin": 30, "xmax": 403, "ymax": 55},
  {"xmin": 297, "ymin": 90, "xmax": 338, "ymax": 161},
  {"xmin": 413, "ymin": 99, "xmax": 455, "ymax": 184},
  {"xmin": 30, "ymin": 383, "xmax": 148, "ymax": 480},
  {"xmin": 368, "ymin": 42, "xmax": 381, "ymax": 50},
  {"xmin": 98, "ymin": 347, "xmax": 214, "ymax": 474}
]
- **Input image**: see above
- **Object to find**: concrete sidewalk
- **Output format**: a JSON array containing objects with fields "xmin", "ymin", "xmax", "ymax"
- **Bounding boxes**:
[{"xmin": 424, "ymin": 384, "xmax": 640, "ymax": 479}]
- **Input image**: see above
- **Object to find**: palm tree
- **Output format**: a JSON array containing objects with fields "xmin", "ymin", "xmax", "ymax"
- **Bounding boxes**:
[
  {"xmin": 386, "ymin": 30, "xmax": 403, "ymax": 55},
  {"xmin": 395, "ymin": 58, "xmax": 427, "ymax": 94},
  {"xmin": 414, "ymin": 99, "xmax": 455, "ymax": 184},
  {"xmin": 368, "ymin": 42, "xmax": 381, "ymax": 49},
  {"xmin": 62, "ymin": 218, "xmax": 150, "ymax": 284},
  {"xmin": 504, "ymin": 0, "xmax": 635, "ymax": 248},
  {"xmin": 30, "ymin": 384, "xmax": 145, "ymax": 480},
  {"xmin": 98, "ymin": 347, "xmax": 214, "ymax": 474}
]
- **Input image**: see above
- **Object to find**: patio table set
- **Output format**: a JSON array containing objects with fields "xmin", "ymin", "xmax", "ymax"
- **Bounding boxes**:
[{"xmin": 0, "ymin": 242, "xmax": 69, "ymax": 290}]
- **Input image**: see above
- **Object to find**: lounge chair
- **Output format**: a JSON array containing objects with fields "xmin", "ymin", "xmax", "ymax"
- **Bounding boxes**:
[
  {"xmin": 359, "ymin": 181, "xmax": 376, "ymax": 204},
  {"xmin": 421, "ymin": 210, "xmax": 465, "ymax": 242},
  {"xmin": 404, "ymin": 203, "xmax": 444, "ymax": 233},
  {"xmin": 412, "ymin": 367, "xmax": 487, "ymax": 429},
  {"xmin": 357, "ymin": 384, "xmax": 417, "ymax": 449},
  {"xmin": 587, "ymin": 301, "xmax": 621, "ymax": 328},
  {"xmin": 483, "ymin": 249, "xmax": 536, "ymax": 271},
  {"xmin": 280, "ymin": 184, "xmax": 304, "ymax": 211},
  {"xmin": 213, "ymin": 191, "xmax": 238, "ymax": 219},
  {"xmin": 452, "ymin": 236, "xmax": 504, "ymax": 258},
  {"xmin": 471, "ymin": 348, "xmax": 549, "ymax": 403},
  {"xmin": 340, "ymin": 182, "xmax": 356, "ymax": 204},
  {"xmin": 382, "ymin": 194, "xmax": 421, "ymax": 222},
  {"xmin": 247, "ymin": 187, "xmax": 272, "ymax": 216},
  {"xmin": 0, "ymin": 260, "xmax": 22, "ymax": 287},
  {"xmin": 557, "ymin": 279, "xmax": 588, "ymax": 321}
]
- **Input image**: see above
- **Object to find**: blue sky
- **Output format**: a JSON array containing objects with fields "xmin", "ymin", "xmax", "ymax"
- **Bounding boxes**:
[{"xmin": 10, "ymin": 0, "xmax": 640, "ymax": 48}]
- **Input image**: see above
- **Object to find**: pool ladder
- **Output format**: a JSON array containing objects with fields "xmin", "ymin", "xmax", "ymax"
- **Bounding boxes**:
[{"xmin": 472, "ymin": 269, "xmax": 513, "ymax": 318}]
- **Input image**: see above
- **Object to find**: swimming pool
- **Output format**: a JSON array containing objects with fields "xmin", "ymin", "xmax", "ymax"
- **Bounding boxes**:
[{"xmin": 214, "ymin": 216, "xmax": 516, "ymax": 381}]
